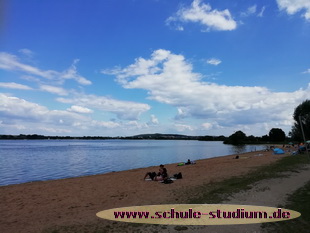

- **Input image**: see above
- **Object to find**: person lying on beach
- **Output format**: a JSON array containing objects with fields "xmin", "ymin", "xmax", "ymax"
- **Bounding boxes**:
[
  {"xmin": 144, "ymin": 164, "xmax": 168, "ymax": 181},
  {"xmin": 184, "ymin": 159, "xmax": 196, "ymax": 165}
]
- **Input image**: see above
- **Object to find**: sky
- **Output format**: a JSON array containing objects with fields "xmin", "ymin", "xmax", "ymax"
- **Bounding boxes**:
[{"xmin": 0, "ymin": 0, "xmax": 310, "ymax": 137}]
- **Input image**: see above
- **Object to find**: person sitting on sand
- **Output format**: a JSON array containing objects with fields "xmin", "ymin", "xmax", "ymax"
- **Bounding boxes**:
[
  {"xmin": 158, "ymin": 164, "xmax": 168, "ymax": 179},
  {"xmin": 144, "ymin": 164, "xmax": 168, "ymax": 181},
  {"xmin": 185, "ymin": 159, "xmax": 191, "ymax": 165}
]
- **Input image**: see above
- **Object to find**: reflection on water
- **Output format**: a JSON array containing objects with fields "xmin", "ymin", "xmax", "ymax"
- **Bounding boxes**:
[
  {"xmin": 0, "ymin": 140, "xmax": 266, "ymax": 186},
  {"xmin": 230, "ymin": 145, "xmax": 260, "ymax": 155}
]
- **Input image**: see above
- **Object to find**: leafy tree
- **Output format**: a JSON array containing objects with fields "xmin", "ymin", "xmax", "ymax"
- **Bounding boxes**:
[
  {"xmin": 261, "ymin": 134, "xmax": 270, "ymax": 142},
  {"xmin": 269, "ymin": 128, "xmax": 286, "ymax": 142},
  {"xmin": 225, "ymin": 130, "xmax": 247, "ymax": 145},
  {"xmin": 290, "ymin": 100, "xmax": 310, "ymax": 141}
]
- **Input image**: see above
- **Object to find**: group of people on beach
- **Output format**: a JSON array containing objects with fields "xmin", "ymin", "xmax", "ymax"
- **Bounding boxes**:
[{"xmin": 143, "ymin": 164, "xmax": 168, "ymax": 181}]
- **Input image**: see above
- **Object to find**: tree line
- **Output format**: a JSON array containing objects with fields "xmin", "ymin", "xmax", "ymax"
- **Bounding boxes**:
[{"xmin": 224, "ymin": 100, "xmax": 310, "ymax": 145}]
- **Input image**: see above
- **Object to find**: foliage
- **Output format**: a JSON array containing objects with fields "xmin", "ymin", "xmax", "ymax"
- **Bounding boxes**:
[
  {"xmin": 224, "ymin": 130, "xmax": 247, "ymax": 145},
  {"xmin": 269, "ymin": 128, "xmax": 286, "ymax": 142},
  {"xmin": 290, "ymin": 100, "xmax": 310, "ymax": 141}
]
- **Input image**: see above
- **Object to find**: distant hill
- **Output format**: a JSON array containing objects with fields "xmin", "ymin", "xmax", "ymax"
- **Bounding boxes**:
[{"xmin": 124, "ymin": 133, "xmax": 226, "ymax": 141}]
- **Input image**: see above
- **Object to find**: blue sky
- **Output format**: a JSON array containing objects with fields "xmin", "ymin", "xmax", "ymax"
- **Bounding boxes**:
[{"xmin": 0, "ymin": 0, "xmax": 310, "ymax": 137}]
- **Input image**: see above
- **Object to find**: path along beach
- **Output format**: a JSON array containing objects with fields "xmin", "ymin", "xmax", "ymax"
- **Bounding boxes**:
[{"xmin": 0, "ymin": 149, "xmax": 294, "ymax": 233}]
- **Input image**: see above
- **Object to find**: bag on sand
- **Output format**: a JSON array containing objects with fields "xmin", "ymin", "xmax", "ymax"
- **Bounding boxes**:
[{"xmin": 173, "ymin": 172, "xmax": 183, "ymax": 179}]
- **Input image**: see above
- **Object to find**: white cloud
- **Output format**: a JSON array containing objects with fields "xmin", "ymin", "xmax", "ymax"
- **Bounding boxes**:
[
  {"xmin": 0, "ymin": 93, "xmax": 49, "ymax": 119},
  {"xmin": 40, "ymin": 85, "xmax": 69, "ymax": 96},
  {"xmin": 241, "ymin": 5, "xmax": 257, "ymax": 17},
  {"xmin": 241, "ymin": 5, "xmax": 266, "ymax": 18},
  {"xmin": 90, "ymin": 120, "xmax": 120, "ymax": 128},
  {"xmin": 67, "ymin": 105, "xmax": 93, "ymax": 114},
  {"xmin": 166, "ymin": 0, "xmax": 237, "ymax": 31},
  {"xmin": 174, "ymin": 124, "xmax": 194, "ymax": 132},
  {"xmin": 258, "ymin": 6, "xmax": 266, "ymax": 17},
  {"xmin": 124, "ymin": 121, "xmax": 149, "ymax": 130},
  {"xmin": 276, "ymin": 0, "xmax": 310, "ymax": 20},
  {"xmin": 0, "ymin": 52, "xmax": 92, "ymax": 85},
  {"xmin": 21, "ymin": 75, "xmax": 41, "ymax": 83},
  {"xmin": 202, "ymin": 122, "xmax": 212, "ymax": 130},
  {"xmin": 61, "ymin": 59, "xmax": 92, "ymax": 85},
  {"xmin": 57, "ymin": 93, "xmax": 150, "ymax": 120},
  {"xmin": 0, "ymin": 93, "xmax": 125, "ymax": 135},
  {"xmin": 206, "ymin": 58, "xmax": 222, "ymax": 66},
  {"xmin": 149, "ymin": 114, "xmax": 159, "ymax": 125},
  {"xmin": 247, "ymin": 5, "xmax": 257, "ymax": 15},
  {"xmin": 38, "ymin": 127, "xmax": 72, "ymax": 134},
  {"xmin": 0, "ymin": 82, "xmax": 33, "ymax": 90},
  {"xmin": 106, "ymin": 49, "xmax": 310, "ymax": 134},
  {"xmin": 302, "ymin": 68, "xmax": 310, "ymax": 74},
  {"xmin": 18, "ymin": 48, "xmax": 34, "ymax": 58}
]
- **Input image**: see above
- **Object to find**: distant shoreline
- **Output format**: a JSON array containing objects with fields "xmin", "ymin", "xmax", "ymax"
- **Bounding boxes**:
[
  {"xmin": 0, "ymin": 133, "xmax": 293, "ymax": 145},
  {"xmin": 0, "ymin": 133, "xmax": 222, "ymax": 141}
]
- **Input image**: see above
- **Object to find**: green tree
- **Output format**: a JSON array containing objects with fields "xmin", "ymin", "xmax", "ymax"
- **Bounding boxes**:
[
  {"xmin": 290, "ymin": 100, "xmax": 310, "ymax": 141},
  {"xmin": 261, "ymin": 134, "xmax": 270, "ymax": 142},
  {"xmin": 269, "ymin": 128, "xmax": 286, "ymax": 142},
  {"xmin": 225, "ymin": 130, "xmax": 247, "ymax": 145}
]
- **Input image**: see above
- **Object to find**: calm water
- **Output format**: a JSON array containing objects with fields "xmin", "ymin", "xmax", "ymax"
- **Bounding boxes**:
[{"xmin": 0, "ymin": 140, "xmax": 266, "ymax": 186}]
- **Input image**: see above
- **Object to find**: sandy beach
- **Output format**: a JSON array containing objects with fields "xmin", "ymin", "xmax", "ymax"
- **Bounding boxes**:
[{"xmin": 0, "ymin": 149, "xmax": 289, "ymax": 233}]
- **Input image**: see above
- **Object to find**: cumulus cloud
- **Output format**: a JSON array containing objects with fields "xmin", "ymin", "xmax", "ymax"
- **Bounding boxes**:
[
  {"xmin": 57, "ymin": 94, "xmax": 150, "ymax": 120},
  {"xmin": 0, "ymin": 52, "xmax": 92, "ymax": 85},
  {"xmin": 0, "ymin": 82, "xmax": 33, "ymax": 90},
  {"xmin": 105, "ymin": 49, "xmax": 310, "ymax": 132},
  {"xmin": 166, "ymin": 0, "xmax": 237, "ymax": 31},
  {"xmin": 0, "ymin": 93, "xmax": 85, "ymax": 123},
  {"xmin": 0, "ymin": 93, "xmax": 123, "ymax": 135},
  {"xmin": 276, "ymin": 0, "xmax": 310, "ymax": 20},
  {"xmin": 206, "ymin": 58, "xmax": 222, "ymax": 66}
]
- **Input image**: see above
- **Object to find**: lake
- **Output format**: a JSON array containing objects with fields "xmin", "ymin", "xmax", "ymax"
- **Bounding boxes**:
[{"xmin": 0, "ymin": 140, "xmax": 266, "ymax": 186}]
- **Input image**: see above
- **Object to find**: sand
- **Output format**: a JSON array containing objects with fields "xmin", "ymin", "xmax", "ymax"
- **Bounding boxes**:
[{"xmin": 0, "ymin": 149, "xmax": 292, "ymax": 233}]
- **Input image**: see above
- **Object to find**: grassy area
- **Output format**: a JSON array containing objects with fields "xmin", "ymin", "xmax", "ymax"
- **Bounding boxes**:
[
  {"xmin": 261, "ymin": 180, "xmax": 310, "ymax": 232},
  {"xmin": 186, "ymin": 153, "xmax": 309, "ymax": 204}
]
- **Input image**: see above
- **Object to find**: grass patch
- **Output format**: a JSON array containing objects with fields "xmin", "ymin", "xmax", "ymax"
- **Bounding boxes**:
[
  {"xmin": 261, "ymin": 180, "xmax": 310, "ymax": 232},
  {"xmin": 187, "ymin": 154, "xmax": 309, "ymax": 204}
]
